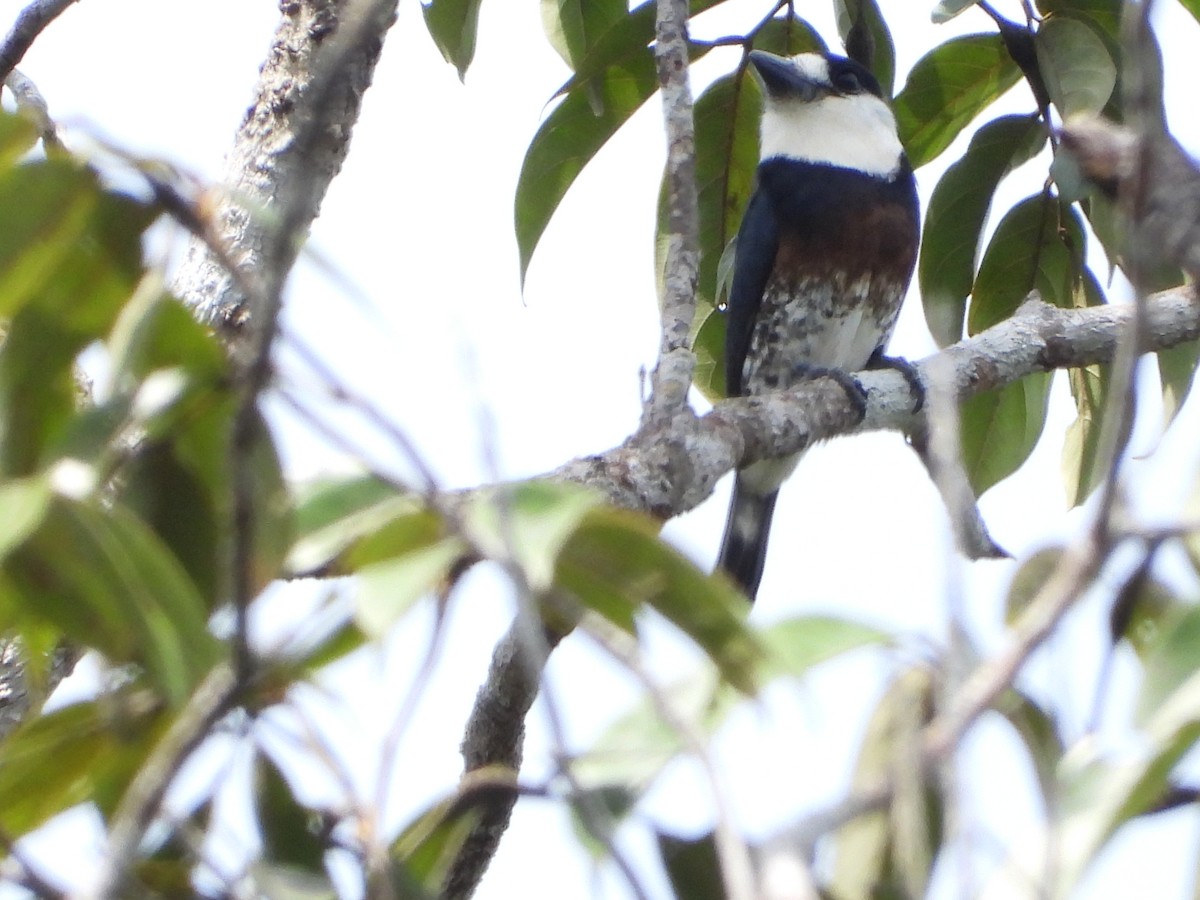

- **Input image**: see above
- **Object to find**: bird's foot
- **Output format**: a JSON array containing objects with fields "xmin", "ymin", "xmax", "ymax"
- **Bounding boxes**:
[
  {"xmin": 793, "ymin": 364, "xmax": 868, "ymax": 422},
  {"xmin": 866, "ymin": 351, "xmax": 925, "ymax": 414}
]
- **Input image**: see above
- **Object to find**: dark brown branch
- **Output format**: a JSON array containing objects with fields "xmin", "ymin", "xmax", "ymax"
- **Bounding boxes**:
[{"xmin": 0, "ymin": 0, "xmax": 77, "ymax": 83}]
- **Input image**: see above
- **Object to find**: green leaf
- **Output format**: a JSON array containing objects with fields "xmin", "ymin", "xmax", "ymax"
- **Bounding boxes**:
[
  {"xmin": 658, "ymin": 831, "xmax": 725, "ymax": 900},
  {"xmin": 558, "ymin": 507, "xmax": 760, "ymax": 692},
  {"xmin": 287, "ymin": 475, "xmax": 429, "ymax": 575},
  {"xmin": 919, "ymin": 114, "xmax": 1046, "ymax": 346},
  {"xmin": 932, "ymin": 0, "xmax": 981, "ymax": 23},
  {"xmin": 2, "ymin": 497, "xmax": 223, "ymax": 706},
  {"xmin": 690, "ymin": 306, "xmax": 726, "ymax": 401},
  {"xmin": 0, "ymin": 111, "xmax": 38, "ymax": 167},
  {"xmin": 758, "ymin": 614, "xmax": 892, "ymax": 681},
  {"xmin": 1062, "ymin": 273, "xmax": 1110, "ymax": 507},
  {"xmin": 466, "ymin": 480, "xmax": 601, "ymax": 592},
  {"xmin": 1004, "ymin": 546, "xmax": 1066, "ymax": 624},
  {"xmin": 829, "ymin": 667, "xmax": 940, "ymax": 899},
  {"xmin": 1034, "ymin": 15, "xmax": 1116, "ymax": 118},
  {"xmin": 993, "ymin": 688, "xmax": 1063, "ymax": 809},
  {"xmin": 1036, "ymin": 0, "xmax": 1123, "ymax": 36},
  {"xmin": 1180, "ymin": 0, "xmax": 1200, "ymax": 29},
  {"xmin": 422, "ymin": 0, "xmax": 484, "ymax": 80},
  {"xmin": 893, "ymin": 34, "xmax": 1023, "ymax": 168},
  {"xmin": 256, "ymin": 754, "xmax": 328, "ymax": 875},
  {"xmin": 680, "ymin": 73, "xmax": 761, "ymax": 329},
  {"xmin": 391, "ymin": 791, "xmax": 487, "ymax": 896},
  {"xmin": 969, "ymin": 194, "xmax": 1085, "ymax": 333},
  {"xmin": 1137, "ymin": 605, "xmax": 1200, "ymax": 723},
  {"xmin": 750, "ymin": 15, "xmax": 827, "ymax": 57},
  {"xmin": 515, "ymin": 51, "xmax": 659, "ymax": 286},
  {"xmin": 355, "ymin": 538, "xmax": 466, "ymax": 637},
  {"xmin": 1157, "ymin": 341, "xmax": 1200, "ymax": 430},
  {"xmin": 541, "ymin": 0, "xmax": 626, "ymax": 71},
  {"xmin": 0, "ymin": 476, "xmax": 50, "ymax": 559},
  {"xmin": 833, "ymin": 0, "xmax": 897, "ymax": 97},
  {"xmin": 960, "ymin": 371, "xmax": 1051, "ymax": 496},
  {"xmin": 573, "ymin": 668, "xmax": 729, "ymax": 793},
  {"xmin": 0, "ymin": 692, "xmax": 164, "ymax": 836}
]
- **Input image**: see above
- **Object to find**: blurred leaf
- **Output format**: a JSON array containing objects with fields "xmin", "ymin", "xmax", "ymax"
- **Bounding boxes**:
[
  {"xmin": 287, "ymin": 475, "xmax": 428, "ymax": 575},
  {"xmin": 422, "ymin": 0, "xmax": 483, "ymax": 80},
  {"xmin": 256, "ymin": 754, "xmax": 328, "ymax": 875},
  {"xmin": 750, "ymin": 15, "xmax": 827, "ymax": 56},
  {"xmin": 1109, "ymin": 567, "xmax": 1185, "ymax": 662},
  {"xmin": 0, "ymin": 112, "xmax": 38, "ymax": 166},
  {"xmin": 960, "ymin": 372, "xmax": 1051, "ymax": 497},
  {"xmin": 1159, "ymin": 341, "xmax": 1200, "ymax": 430},
  {"xmin": 1037, "ymin": 0, "xmax": 1122, "ymax": 38},
  {"xmin": 558, "ymin": 507, "xmax": 760, "ymax": 692},
  {"xmin": 758, "ymin": 614, "xmax": 892, "ymax": 681},
  {"xmin": 573, "ymin": 668, "xmax": 728, "ymax": 793},
  {"xmin": 830, "ymin": 666, "xmax": 939, "ymax": 899},
  {"xmin": 355, "ymin": 538, "xmax": 465, "ymax": 637},
  {"xmin": 391, "ymin": 791, "xmax": 487, "ymax": 896},
  {"xmin": 466, "ymin": 481, "xmax": 601, "ymax": 591},
  {"xmin": 1180, "ymin": 0, "xmax": 1200, "ymax": 28},
  {"xmin": 1137, "ymin": 605, "xmax": 1200, "ymax": 724},
  {"xmin": 932, "ymin": 0, "xmax": 981, "ymax": 23},
  {"xmin": 1062, "ymin": 362, "xmax": 1109, "ymax": 508},
  {"xmin": 970, "ymin": 194, "xmax": 1086, "ymax": 333},
  {"xmin": 3, "ymin": 497, "xmax": 223, "ymax": 706},
  {"xmin": 833, "ymin": 0, "xmax": 896, "ymax": 96},
  {"xmin": 0, "ymin": 476, "xmax": 50, "ymax": 558},
  {"xmin": 894, "ymin": 34, "xmax": 1022, "ymax": 168},
  {"xmin": 1005, "ymin": 546, "xmax": 1066, "ymax": 624},
  {"xmin": 541, "ymin": 0, "xmax": 626, "ymax": 71},
  {"xmin": 0, "ymin": 691, "xmax": 163, "ymax": 836},
  {"xmin": 994, "ymin": 688, "xmax": 1064, "ymax": 808},
  {"xmin": 1062, "ymin": 272, "xmax": 1110, "ymax": 507},
  {"xmin": 1034, "ymin": 15, "xmax": 1116, "ymax": 118},
  {"xmin": 919, "ymin": 114, "xmax": 1046, "ymax": 346},
  {"xmin": 109, "ymin": 286, "xmax": 227, "ymax": 391},
  {"xmin": 658, "ymin": 831, "xmax": 724, "ymax": 900}
]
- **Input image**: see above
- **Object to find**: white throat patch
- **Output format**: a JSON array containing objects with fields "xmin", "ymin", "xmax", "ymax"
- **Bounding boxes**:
[{"xmin": 759, "ymin": 57, "xmax": 904, "ymax": 178}]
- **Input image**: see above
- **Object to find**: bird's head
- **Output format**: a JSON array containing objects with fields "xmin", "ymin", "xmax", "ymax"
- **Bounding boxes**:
[{"xmin": 750, "ymin": 50, "xmax": 904, "ymax": 178}]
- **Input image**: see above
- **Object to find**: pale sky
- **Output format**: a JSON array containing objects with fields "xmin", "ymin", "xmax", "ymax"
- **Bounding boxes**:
[{"xmin": 7, "ymin": 0, "xmax": 1200, "ymax": 897}]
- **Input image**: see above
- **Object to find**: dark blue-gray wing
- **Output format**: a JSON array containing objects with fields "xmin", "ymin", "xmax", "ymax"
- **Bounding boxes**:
[{"xmin": 725, "ymin": 188, "xmax": 778, "ymax": 398}]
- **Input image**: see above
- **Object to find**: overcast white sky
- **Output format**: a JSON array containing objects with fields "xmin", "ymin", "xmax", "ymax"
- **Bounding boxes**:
[{"xmin": 7, "ymin": 0, "xmax": 1200, "ymax": 897}]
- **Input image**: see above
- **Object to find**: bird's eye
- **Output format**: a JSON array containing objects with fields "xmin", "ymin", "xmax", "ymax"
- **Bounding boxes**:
[{"xmin": 833, "ymin": 69, "xmax": 862, "ymax": 93}]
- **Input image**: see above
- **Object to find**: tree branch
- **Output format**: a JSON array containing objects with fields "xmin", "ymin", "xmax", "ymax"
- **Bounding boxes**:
[{"xmin": 0, "ymin": 0, "xmax": 77, "ymax": 83}]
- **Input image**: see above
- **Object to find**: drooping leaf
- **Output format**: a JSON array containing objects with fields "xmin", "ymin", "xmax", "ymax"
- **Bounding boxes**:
[
  {"xmin": 1137, "ymin": 605, "xmax": 1200, "ymax": 723},
  {"xmin": 355, "ymin": 538, "xmax": 466, "ymax": 637},
  {"xmin": 969, "ymin": 193, "xmax": 1085, "ymax": 333},
  {"xmin": 2, "ymin": 497, "xmax": 223, "ymax": 706},
  {"xmin": 932, "ymin": 0, "xmax": 981, "ymax": 23},
  {"xmin": 541, "ymin": 0, "xmax": 626, "ymax": 71},
  {"xmin": 658, "ymin": 831, "xmax": 725, "ymax": 900},
  {"xmin": 919, "ymin": 114, "xmax": 1047, "ymax": 346},
  {"xmin": 1157, "ymin": 341, "xmax": 1200, "ymax": 430},
  {"xmin": 515, "ymin": 52, "xmax": 659, "ymax": 286},
  {"xmin": 1036, "ymin": 0, "xmax": 1123, "ymax": 38},
  {"xmin": 422, "ymin": 0, "xmax": 484, "ymax": 80},
  {"xmin": 391, "ymin": 790, "xmax": 489, "ymax": 896},
  {"xmin": 994, "ymin": 688, "xmax": 1064, "ymax": 808},
  {"xmin": 287, "ymin": 474, "xmax": 429, "ymax": 576},
  {"xmin": 1062, "ymin": 273, "xmax": 1111, "ymax": 507},
  {"xmin": 758, "ymin": 614, "xmax": 893, "ymax": 681},
  {"xmin": 893, "ymin": 34, "xmax": 1023, "ymax": 168},
  {"xmin": 691, "ymin": 306, "xmax": 726, "ymax": 401},
  {"xmin": 0, "ymin": 111, "xmax": 38, "ymax": 167},
  {"xmin": 0, "ymin": 691, "xmax": 164, "ymax": 836},
  {"xmin": 256, "ymin": 753, "xmax": 329, "ymax": 875},
  {"xmin": 829, "ymin": 666, "xmax": 940, "ymax": 899},
  {"xmin": 1034, "ymin": 15, "xmax": 1117, "ymax": 118},
  {"xmin": 833, "ymin": 0, "xmax": 896, "ymax": 97},
  {"xmin": 960, "ymin": 372, "xmax": 1051, "ymax": 497},
  {"xmin": 1004, "ymin": 545, "xmax": 1066, "ymax": 624},
  {"xmin": 558, "ymin": 506, "xmax": 760, "ymax": 692}
]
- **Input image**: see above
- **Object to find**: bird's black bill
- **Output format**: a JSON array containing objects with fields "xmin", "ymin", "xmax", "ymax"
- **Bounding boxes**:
[{"xmin": 749, "ymin": 50, "xmax": 823, "ymax": 102}]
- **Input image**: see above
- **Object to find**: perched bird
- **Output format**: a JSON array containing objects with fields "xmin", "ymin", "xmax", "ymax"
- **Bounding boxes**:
[{"xmin": 716, "ymin": 50, "xmax": 920, "ymax": 601}]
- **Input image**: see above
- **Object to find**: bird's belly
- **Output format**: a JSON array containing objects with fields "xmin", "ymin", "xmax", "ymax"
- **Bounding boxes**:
[{"xmin": 741, "ymin": 272, "xmax": 903, "ymax": 395}]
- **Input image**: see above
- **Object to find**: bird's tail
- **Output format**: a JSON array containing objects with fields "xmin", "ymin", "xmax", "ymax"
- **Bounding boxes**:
[{"xmin": 715, "ymin": 475, "xmax": 779, "ymax": 602}]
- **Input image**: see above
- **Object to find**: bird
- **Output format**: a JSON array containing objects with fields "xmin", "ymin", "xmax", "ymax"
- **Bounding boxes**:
[{"xmin": 715, "ymin": 49, "xmax": 920, "ymax": 602}]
